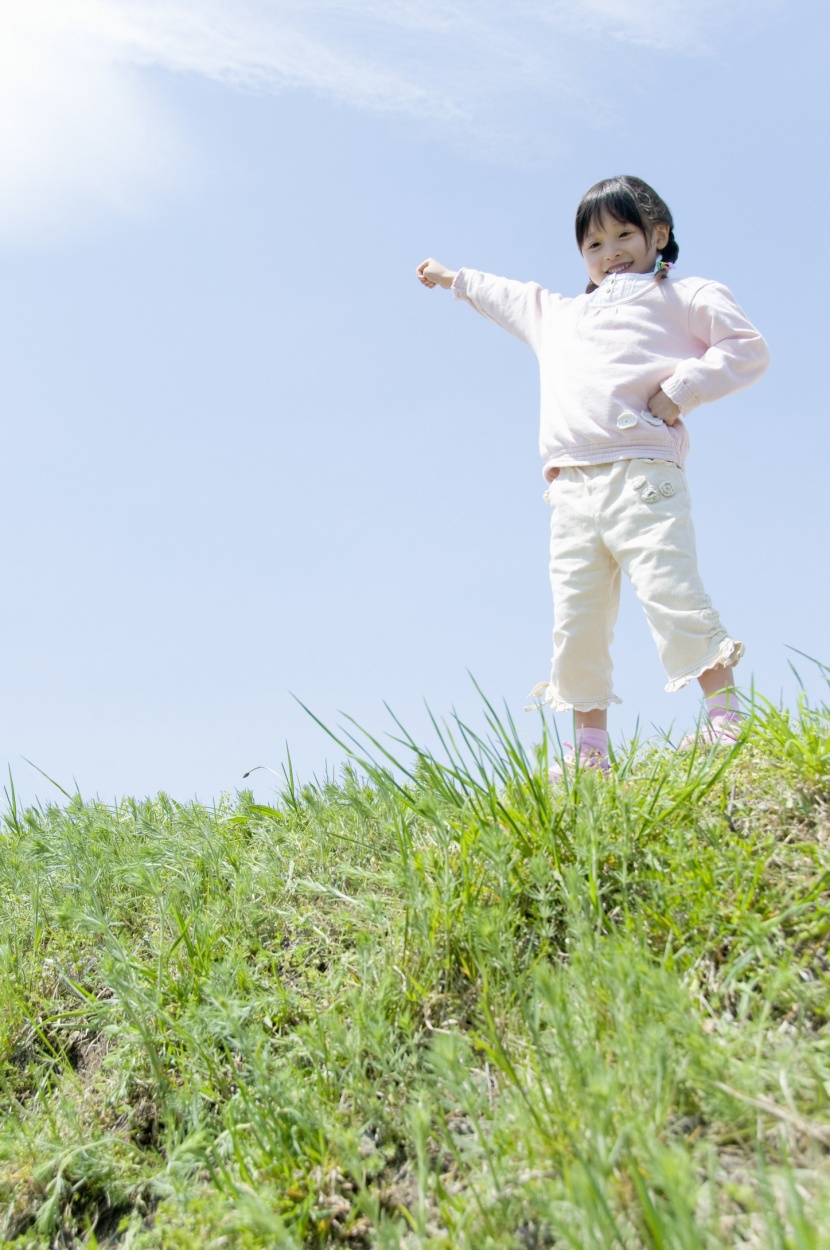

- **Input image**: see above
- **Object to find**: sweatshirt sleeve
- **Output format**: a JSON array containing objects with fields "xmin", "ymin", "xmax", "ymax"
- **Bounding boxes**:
[
  {"xmin": 661, "ymin": 281, "xmax": 769, "ymax": 414},
  {"xmin": 451, "ymin": 268, "xmax": 549, "ymax": 354}
]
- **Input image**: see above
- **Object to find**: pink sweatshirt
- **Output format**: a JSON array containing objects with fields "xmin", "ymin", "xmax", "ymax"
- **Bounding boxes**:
[{"xmin": 452, "ymin": 267, "xmax": 769, "ymax": 479}]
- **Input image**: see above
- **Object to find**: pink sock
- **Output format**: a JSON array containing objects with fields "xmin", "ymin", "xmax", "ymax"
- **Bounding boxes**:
[
  {"xmin": 705, "ymin": 691, "xmax": 741, "ymax": 722},
  {"xmin": 577, "ymin": 728, "xmax": 608, "ymax": 755}
]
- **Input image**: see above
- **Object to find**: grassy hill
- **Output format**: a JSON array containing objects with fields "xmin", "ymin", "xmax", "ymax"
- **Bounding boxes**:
[{"xmin": 1, "ymin": 689, "xmax": 829, "ymax": 1248}]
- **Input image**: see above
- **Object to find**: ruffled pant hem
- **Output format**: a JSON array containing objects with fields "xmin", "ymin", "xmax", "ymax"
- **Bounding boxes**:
[
  {"xmin": 663, "ymin": 637, "xmax": 745, "ymax": 694},
  {"xmin": 525, "ymin": 681, "xmax": 624, "ymax": 714}
]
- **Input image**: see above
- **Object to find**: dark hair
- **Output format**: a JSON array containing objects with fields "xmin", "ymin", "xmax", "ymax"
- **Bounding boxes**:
[{"xmin": 575, "ymin": 175, "xmax": 679, "ymax": 293}]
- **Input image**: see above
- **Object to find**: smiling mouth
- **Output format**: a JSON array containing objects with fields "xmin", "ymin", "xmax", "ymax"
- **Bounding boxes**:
[{"xmin": 606, "ymin": 262, "xmax": 632, "ymax": 275}]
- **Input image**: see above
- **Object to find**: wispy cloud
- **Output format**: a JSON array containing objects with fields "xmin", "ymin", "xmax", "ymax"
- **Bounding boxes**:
[{"xmin": 0, "ymin": 0, "xmax": 765, "ymax": 239}]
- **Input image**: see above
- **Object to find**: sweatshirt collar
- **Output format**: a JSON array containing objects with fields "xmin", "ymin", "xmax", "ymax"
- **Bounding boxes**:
[{"xmin": 591, "ymin": 264, "xmax": 661, "ymax": 306}]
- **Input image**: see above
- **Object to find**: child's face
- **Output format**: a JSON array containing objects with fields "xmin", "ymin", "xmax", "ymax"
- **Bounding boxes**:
[{"xmin": 580, "ymin": 213, "xmax": 670, "ymax": 288}]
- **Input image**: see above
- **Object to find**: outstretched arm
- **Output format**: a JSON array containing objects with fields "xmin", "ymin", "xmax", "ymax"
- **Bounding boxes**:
[
  {"xmin": 417, "ymin": 260, "xmax": 549, "ymax": 352},
  {"xmin": 416, "ymin": 258, "xmax": 458, "ymax": 289}
]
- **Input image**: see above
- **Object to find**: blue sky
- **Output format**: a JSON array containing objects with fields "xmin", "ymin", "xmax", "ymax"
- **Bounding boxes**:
[{"xmin": 1, "ymin": 0, "xmax": 826, "ymax": 806}]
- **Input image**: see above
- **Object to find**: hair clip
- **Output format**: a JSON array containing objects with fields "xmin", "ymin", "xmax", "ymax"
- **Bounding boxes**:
[{"xmin": 656, "ymin": 260, "xmax": 674, "ymax": 273}]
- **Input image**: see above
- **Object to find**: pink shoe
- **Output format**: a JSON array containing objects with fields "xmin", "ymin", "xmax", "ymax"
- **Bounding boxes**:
[
  {"xmin": 678, "ymin": 711, "xmax": 742, "ymax": 751},
  {"xmin": 549, "ymin": 742, "xmax": 610, "ymax": 783}
]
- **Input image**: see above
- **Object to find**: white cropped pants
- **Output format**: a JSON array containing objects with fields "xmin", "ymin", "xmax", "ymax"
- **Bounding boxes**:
[{"xmin": 538, "ymin": 459, "xmax": 743, "ymax": 713}]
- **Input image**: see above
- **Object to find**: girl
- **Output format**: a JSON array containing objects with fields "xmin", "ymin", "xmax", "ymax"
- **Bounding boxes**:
[{"xmin": 416, "ymin": 175, "xmax": 768, "ymax": 776}]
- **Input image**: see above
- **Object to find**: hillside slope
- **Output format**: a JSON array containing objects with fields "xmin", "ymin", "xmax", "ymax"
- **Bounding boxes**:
[{"xmin": 1, "ymin": 694, "xmax": 829, "ymax": 1248}]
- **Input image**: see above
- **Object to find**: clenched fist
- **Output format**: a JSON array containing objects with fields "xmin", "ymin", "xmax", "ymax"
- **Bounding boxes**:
[
  {"xmin": 647, "ymin": 388, "xmax": 681, "ymax": 426},
  {"xmin": 416, "ymin": 259, "xmax": 458, "ymax": 289}
]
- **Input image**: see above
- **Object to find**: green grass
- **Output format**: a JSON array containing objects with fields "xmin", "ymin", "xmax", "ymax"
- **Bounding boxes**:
[{"xmin": 1, "ymin": 684, "xmax": 829, "ymax": 1248}]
